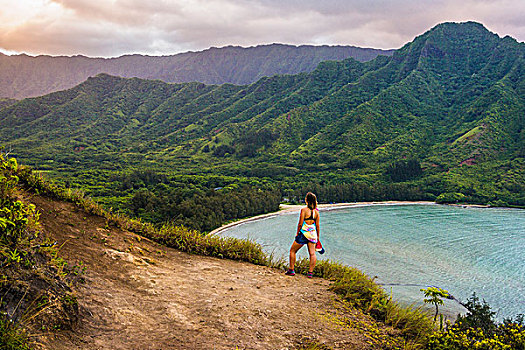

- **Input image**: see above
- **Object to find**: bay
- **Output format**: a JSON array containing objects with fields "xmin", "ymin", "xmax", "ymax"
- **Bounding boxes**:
[{"xmin": 218, "ymin": 204, "xmax": 525, "ymax": 320}]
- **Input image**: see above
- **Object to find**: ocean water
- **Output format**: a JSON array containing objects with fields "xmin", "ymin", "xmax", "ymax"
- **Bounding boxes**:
[{"xmin": 218, "ymin": 204, "xmax": 525, "ymax": 320}]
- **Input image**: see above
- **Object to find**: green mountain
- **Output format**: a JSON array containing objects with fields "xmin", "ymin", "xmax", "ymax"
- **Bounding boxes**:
[
  {"xmin": 0, "ymin": 98, "xmax": 16, "ymax": 109},
  {"xmin": 1, "ymin": 21, "xmax": 524, "ymax": 225},
  {"xmin": 0, "ymin": 44, "xmax": 393, "ymax": 99}
]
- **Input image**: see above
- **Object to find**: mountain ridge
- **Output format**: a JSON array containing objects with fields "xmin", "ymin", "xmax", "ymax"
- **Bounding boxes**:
[
  {"xmin": 0, "ymin": 43, "xmax": 393, "ymax": 99},
  {"xmin": 1, "ymin": 21, "xmax": 524, "ymax": 216}
]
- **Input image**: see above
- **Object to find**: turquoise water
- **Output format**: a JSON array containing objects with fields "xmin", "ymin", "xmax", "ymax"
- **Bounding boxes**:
[{"xmin": 218, "ymin": 204, "xmax": 525, "ymax": 319}]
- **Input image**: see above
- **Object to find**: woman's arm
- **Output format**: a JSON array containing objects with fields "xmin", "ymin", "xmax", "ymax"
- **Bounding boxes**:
[
  {"xmin": 315, "ymin": 210, "xmax": 320, "ymax": 240},
  {"xmin": 296, "ymin": 208, "xmax": 305, "ymax": 235}
]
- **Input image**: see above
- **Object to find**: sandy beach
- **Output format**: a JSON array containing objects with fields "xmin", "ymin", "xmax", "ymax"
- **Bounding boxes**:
[{"xmin": 210, "ymin": 200, "xmax": 437, "ymax": 235}]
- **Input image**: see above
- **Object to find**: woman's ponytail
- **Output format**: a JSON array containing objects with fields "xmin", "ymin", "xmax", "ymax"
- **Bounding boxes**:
[{"xmin": 306, "ymin": 192, "xmax": 317, "ymax": 210}]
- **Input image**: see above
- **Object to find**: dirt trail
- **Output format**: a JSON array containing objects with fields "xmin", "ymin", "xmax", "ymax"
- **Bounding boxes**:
[{"xmin": 27, "ymin": 194, "xmax": 396, "ymax": 350}]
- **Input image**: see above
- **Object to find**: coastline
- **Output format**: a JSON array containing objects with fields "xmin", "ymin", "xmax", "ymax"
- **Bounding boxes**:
[
  {"xmin": 210, "ymin": 200, "xmax": 437, "ymax": 235},
  {"xmin": 210, "ymin": 200, "xmax": 522, "ymax": 321},
  {"xmin": 209, "ymin": 200, "xmax": 508, "ymax": 235}
]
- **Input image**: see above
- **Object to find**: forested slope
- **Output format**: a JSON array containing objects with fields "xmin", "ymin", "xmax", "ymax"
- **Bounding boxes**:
[{"xmin": 1, "ymin": 21, "xmax": 524, "ymax": 228}]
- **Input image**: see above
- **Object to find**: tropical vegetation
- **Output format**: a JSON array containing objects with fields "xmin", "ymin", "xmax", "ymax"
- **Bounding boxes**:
[
  {"xmin": 0, "ymin": 154, "xmax": 80, "ymax": 349},
  {"xmin": 0, "ymin": 22, "xmax": 523, "ymax": 233},
  {"xmin": 427, "ymin": 293, "xmax": 524, "ymax": 349}
]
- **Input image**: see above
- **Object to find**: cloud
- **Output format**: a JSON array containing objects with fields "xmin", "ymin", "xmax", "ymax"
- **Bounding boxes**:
[{"xmin": 0, "ymin": 0, "xmax": 523, "ymax": 57}]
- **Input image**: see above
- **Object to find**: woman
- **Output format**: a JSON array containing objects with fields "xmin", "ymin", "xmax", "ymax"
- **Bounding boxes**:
[{"xmin": 285, "ymin": 192, "xmax": 320, "ymax": 278}]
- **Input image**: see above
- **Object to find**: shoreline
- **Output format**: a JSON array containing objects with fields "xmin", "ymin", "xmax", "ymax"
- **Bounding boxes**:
[
  {"xmin": 209, "ymin": 200, "xmax": 504, "ymax": 235},
  {"xmin": 210, "ymin": 200, "xmax": 437, "ymax": 235}
]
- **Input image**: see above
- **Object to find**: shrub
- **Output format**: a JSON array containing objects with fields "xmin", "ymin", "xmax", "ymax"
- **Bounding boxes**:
[
  {"xmin": 435, "ymin": 192, "xmax": 466, "ymax": 204},
  {"xmin": 488, "ymin": 199, "xmax": 509, "ymax": 207},
  {"xmin": 212, "ymin": 145, "xmax": 235, "ymax": 157},
  {"xmin": 426, "ymin": 321, "xmax": 525, "ymax": 349},
  {"xmin": 1, "ymin": 154, "xmax": 80, "ymax": 348},
  {"xmin": 150, "ymin": 223, "xmax": 268, "ymax": 265},
  {"xmin": 426, "ymin": 293, "xmax": 525, "ymax": 349},
  {"xmin": 0, "ymin": 315, "xmax": 31, "ymax": 350}
]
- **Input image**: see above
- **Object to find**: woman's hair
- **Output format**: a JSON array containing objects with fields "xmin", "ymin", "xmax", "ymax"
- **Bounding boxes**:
[{"xmin": 305, "ymin": 192, "xmax": 317, "ymax": 210}]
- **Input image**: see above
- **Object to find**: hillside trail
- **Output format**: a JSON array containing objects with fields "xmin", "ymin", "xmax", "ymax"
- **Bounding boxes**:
[{"xmin": 27, "ymin": 194, "xmax": 397, "ymax": 350}]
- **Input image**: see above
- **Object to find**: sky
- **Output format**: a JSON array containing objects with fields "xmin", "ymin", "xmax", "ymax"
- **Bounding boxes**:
[{"xmin": 0, "ymin": 0, "xmax": 524, "ymax": 57}]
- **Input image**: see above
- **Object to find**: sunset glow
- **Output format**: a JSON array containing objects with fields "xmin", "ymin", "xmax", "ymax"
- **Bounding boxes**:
[{"xmin": 0, "ymin": 0, "xmax": 524, "ymax": 57}]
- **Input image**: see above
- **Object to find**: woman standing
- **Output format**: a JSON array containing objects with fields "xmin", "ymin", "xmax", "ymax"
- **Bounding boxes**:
[{"xmin": 285, "ymin": 192, "xmax": 320, "ymax": 278}]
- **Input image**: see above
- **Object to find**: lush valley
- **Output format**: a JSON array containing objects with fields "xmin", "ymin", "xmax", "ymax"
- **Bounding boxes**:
[
  {"xmin": 0, "ymin": 44, "xmax": 393, "ymax": 99},
  {"xmin": 1, "ymin": 21, "xmax": 524, "ymax": 232}
]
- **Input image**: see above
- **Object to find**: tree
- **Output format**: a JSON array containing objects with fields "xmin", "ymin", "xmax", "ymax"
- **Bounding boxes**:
[
  {"xmin": 421, "ymin": 286, "xmax": 449, "ymax": 322},
  {"xmin": 456, "ymin": 292, "xmax": 497, "ymax": 334},
  {"xmin": 212, "ymin": 145, "xmax": 235, "ymax": 157},
  {"xmin": 386, "ymin": 159, "xmax": 422, "ymax": 182}
]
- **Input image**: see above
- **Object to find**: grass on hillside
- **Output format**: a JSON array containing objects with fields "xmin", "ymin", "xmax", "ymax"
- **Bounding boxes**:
[
  {"xmin": 1, "ymin": 155, "xmax": 82, "ymax": 350},
  {"xmin": 0, "ymin": 317, "xmax": 31, "ymax": 350},
  {"xmin": 295, "ymin": 259, "xmax": 434, "ymax": 341},
  {"xmin": 452, "ymin": 126, "xmax": 483, "ymax": 145}
]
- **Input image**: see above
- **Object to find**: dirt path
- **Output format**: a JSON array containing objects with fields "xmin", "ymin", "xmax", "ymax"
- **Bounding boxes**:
[{"xmin": 27, "ymin": 195, "xmax": 398, "ymax": 350}]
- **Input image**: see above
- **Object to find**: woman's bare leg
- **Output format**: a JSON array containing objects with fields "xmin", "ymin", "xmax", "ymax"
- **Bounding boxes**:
[
  {"xmin": 307, "ymin": 242, "xmax": 317, "ymax": 273},
  {"xmin": 289, "ymin": 241, "xmax": 303, "ymax": 270}
]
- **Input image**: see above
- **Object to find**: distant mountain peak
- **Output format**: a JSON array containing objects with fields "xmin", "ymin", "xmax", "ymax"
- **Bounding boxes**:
[
  {"xmin": 399, "ymin": 21, "xmax": 498, "ymax": 49},
  {"xmin": 0, "ymin": 44, "xmax": 393, "ymax": 99},
  {"xmin": 390, "ymin": 21, "xmax": 525, "ymax": 78},
  {"xmin": 433, "ymin": 20, "xmax": 488, "ymax": 30}
]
